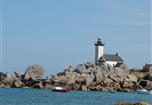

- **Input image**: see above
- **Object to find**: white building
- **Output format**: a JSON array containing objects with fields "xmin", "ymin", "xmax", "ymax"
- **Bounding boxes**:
[
  {"xmin": 94, "ymin": 37, "xmax": 104, "ymax": 64},
  {"xmin": 94, "ymin": 37, "xmax": 123, "ymax": 66}
]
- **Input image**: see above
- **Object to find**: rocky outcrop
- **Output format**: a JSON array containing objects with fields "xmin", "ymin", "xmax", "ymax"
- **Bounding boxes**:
[
  {"xmin": 0, "ymin": 65, "xmax": 46, "ymax": 89},
  {"xmin": 49, "ymin": 62, "xmax": 138, "ymax": 92},
  {"xmin": 139, "ymin": 80, "xmax": 152, "ymax": 90},
  {"xmin": 0, "ymin": 63, "xmax": 151, "ymax": 92},
  {"xmin": 120, "ymin": 74, "xmax": 137, "ymax": 91},
  {"xmin": 14, "ymin": 72, "xmax": 22, "ymax": 78},
  {"xmin": 24, "ymin": 64, "xmax": 44, "ymax": 80},
  {"xmin": 116, "ymin": 102, "xmax": 150, "ymax": 105},
  {"xmin": 12, "ymin": 78, "xmax": 24, "ymax": 88},
  {"xmin": 143, "ymin": 70, "xmax": 152, "ymax": 81},
  {"xmin": 0, "ymin": 72, "xmax": 14, "ymax": 88}
]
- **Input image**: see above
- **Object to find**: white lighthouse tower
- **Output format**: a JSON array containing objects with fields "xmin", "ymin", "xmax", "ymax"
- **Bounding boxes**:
[{"xmin": 94, "ymin": 37, "xmax": 104, "ymax": 64}]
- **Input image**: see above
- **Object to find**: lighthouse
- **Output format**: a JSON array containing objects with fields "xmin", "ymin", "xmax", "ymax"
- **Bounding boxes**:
[{"xmin": 94, "ymin": 37, "xmax": 104, "ymax": 64}]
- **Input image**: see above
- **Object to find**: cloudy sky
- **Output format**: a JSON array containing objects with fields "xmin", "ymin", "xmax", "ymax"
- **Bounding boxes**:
[{"xmin": 0, "ymin": 0, "xmax": 151, "ymax": 75}]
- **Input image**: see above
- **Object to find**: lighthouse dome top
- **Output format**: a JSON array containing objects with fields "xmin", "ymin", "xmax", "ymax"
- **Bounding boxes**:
[
  {"xmin": 98, "ymin": 36, "xmax": 102, "ymax": 40},
  {"xmin": 95, "ymin": 36, "xmax": 104, "ymax": 46}
]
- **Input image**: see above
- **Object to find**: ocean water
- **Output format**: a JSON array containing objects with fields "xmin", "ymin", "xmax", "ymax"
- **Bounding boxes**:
[{"xmin": 0, "ymin": 88, "xmax": 152, "ymax": 105}]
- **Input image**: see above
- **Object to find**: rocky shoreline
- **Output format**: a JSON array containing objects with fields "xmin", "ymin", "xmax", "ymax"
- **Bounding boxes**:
[
  {"xmin": 116, "ymin": 102, "xmax": 150, "ymax": 105},
  {"xmin": 0, "ymin": 62, "xmax": 152, "ymax": 92}
]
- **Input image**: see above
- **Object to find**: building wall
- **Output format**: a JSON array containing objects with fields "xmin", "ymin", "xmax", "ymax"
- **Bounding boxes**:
[
  {"xmin": 105, "ymin": 61, "xmax": 117, "ymax": 66},
  {"xmin": 95, "ymin": 45, "xmax": 104, "ymax": 64},
  {"xmin": 143, "ymin": 64, "xmax": 152, "ymax": 72}
]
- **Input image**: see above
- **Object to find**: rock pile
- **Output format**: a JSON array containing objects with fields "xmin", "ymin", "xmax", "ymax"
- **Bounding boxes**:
[
  {"xmin": 51, "ymin": 62, "xmax": 138, "ymax": 92},
  {"xmin": 0, "ymin": 64, "xmax": 45, "ymax": 89},
  {"xmin": 116, "ymin": 102, "xmax": 150, "ymax": 105},
  {"xmin": 0, "ymin": 62, "xmax": 151, "ymax": 92}
]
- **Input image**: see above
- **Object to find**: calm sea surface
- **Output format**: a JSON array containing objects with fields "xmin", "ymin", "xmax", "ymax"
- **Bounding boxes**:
[{"xmin": 0, "ymin": 88, "xmax": 152, "ymax": 105}]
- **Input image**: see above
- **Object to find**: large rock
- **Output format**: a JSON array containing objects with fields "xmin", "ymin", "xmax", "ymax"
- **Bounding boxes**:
[
  {"xmin": 143, "ymin": 71, "xmax": 152, "ymax": 81},
  {"xmin": 76, "ymin": 64, "xmax": 86, "ymax": 74},
  {"xmin": 116, "ymin": 102, "xmax": 150, "ymax": 105},
  {"xmin": 0, "ymin": 72, "xmax": 14, "ymax": 87},
  {"xmin": 139, "ymin": 80, "xmax": 152, "ymax": 90},
  {"xmin": 80, "ymin": 85, "xmax": 88, "ymax": 91},
  {"xmin": 120, "ymin": 75, "xmax": 137, "ymax": 91},
  {"xmin": 0, "ymin": 72, "xmax": 12, "ymax": 81},
  {"xmin": 103, "ymin": 78, "xmax": 114, "ymax": 85},
  {"xmin": 127, "ymin": 74, "xmax": 137, "ymax": 83},
  {"xmin": 121, "ymin": 81, "xmax": 134, "ymax": 91},
  {"xmin": 24, "ymin": 65, "xmax": 44, "ymax": 80},
  {"xmin": 108, "ymin": 74, "xmax": 119, "ymax": 82},
  {"xmin": 145, "ymin": 81, "xmax": 152, "ymax": 90},
  {"xmin": 53, "ymin": 76, "xmax": 68, "ymax": 84},
  {"xmin": 33, "ymin": 82, "xmax": 44, "ymax": 89},
  {"xmin": 143, "ymin": 64, "xmax": 152, "ymax": 72},
  {"xmin": 115, "ymin": 63, "xmax": 128, "ymax": 70},
  {"xmin": 0, "ymin": 84, "xmax": 5, "ymax": 88},
  {"xmin": 65, "ymin": 66, "xmax": 76, "ymax": 73},
  {"xmin": 84, "ymin": 62, "xmax": 96, "ymax": 69},
  {"xmin": 0, "ymin": 72, "xmax": 7, "ymax": 80},
  {"xmin": 66, "ymin": 76, "xmax": 76, "ymax": 84},
  {"xmin": 14, "ymin": 72, "xmax": 22, "ymax": 78},
  {"xmin": 94, "ymin": 69, "xmax": 105, "ymax": 82},
  {"xmin": 114, "ymin": 68, "xmax": 129, "ymax": 78},
  {"xmin": 43, "ymin": 82, "xmax": 53, "ymax": 89},
  {"xmin": 97, "ymin": 64, "xmax": 115, "ymax": 77},
  {"xmin": 57, "ymin": 66, "xmax": 76, "ymax": 77},
  {"xmin": 12, "ymin": 78, "xmax": 24, "ymax": 88},
  {"xmin": 85, "ymin": 74, "xmax": 94, "ymax": 86}
]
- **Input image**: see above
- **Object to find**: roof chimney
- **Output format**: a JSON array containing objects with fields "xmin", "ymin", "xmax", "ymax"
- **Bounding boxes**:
[{"xmin": 116, "ymin": 53, "xmax": 118, "ymax": 56}]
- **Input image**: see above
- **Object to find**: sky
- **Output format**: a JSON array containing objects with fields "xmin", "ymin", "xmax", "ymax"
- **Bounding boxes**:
[{"xmin": 0, "ymin": 0, "xmax": 151, "ymax": 76}]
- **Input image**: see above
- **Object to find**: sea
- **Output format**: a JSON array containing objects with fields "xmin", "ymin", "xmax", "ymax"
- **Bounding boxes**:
[{"xmin": 0, "ymin": 88, "xmax": 152, "ymax": 105}]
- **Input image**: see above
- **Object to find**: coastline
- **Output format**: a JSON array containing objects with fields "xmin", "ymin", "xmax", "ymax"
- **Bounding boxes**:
[{"xmin": 0, "ymin": 62, "xmax": 152, "ymax": 92}]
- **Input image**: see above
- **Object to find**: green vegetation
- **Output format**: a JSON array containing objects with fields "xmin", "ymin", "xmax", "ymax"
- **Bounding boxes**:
[
  {"xmin": 137, "ymin": 77, "xmax": 143, "ymax": 82},
  {"xmin": 130, "ymin": 67, "xmax": 142, "ymax": 72}
]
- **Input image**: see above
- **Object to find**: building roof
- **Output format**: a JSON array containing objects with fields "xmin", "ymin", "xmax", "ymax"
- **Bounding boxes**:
[{"xmin": 103, "ymin": 54, "xmax": 123, "ymax": 62}]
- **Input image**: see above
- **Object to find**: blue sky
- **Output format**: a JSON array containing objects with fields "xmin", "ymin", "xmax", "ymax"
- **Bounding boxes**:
[{"xmin": 0, "ymin": 0, "xmax": 151, "ymax": 75}]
